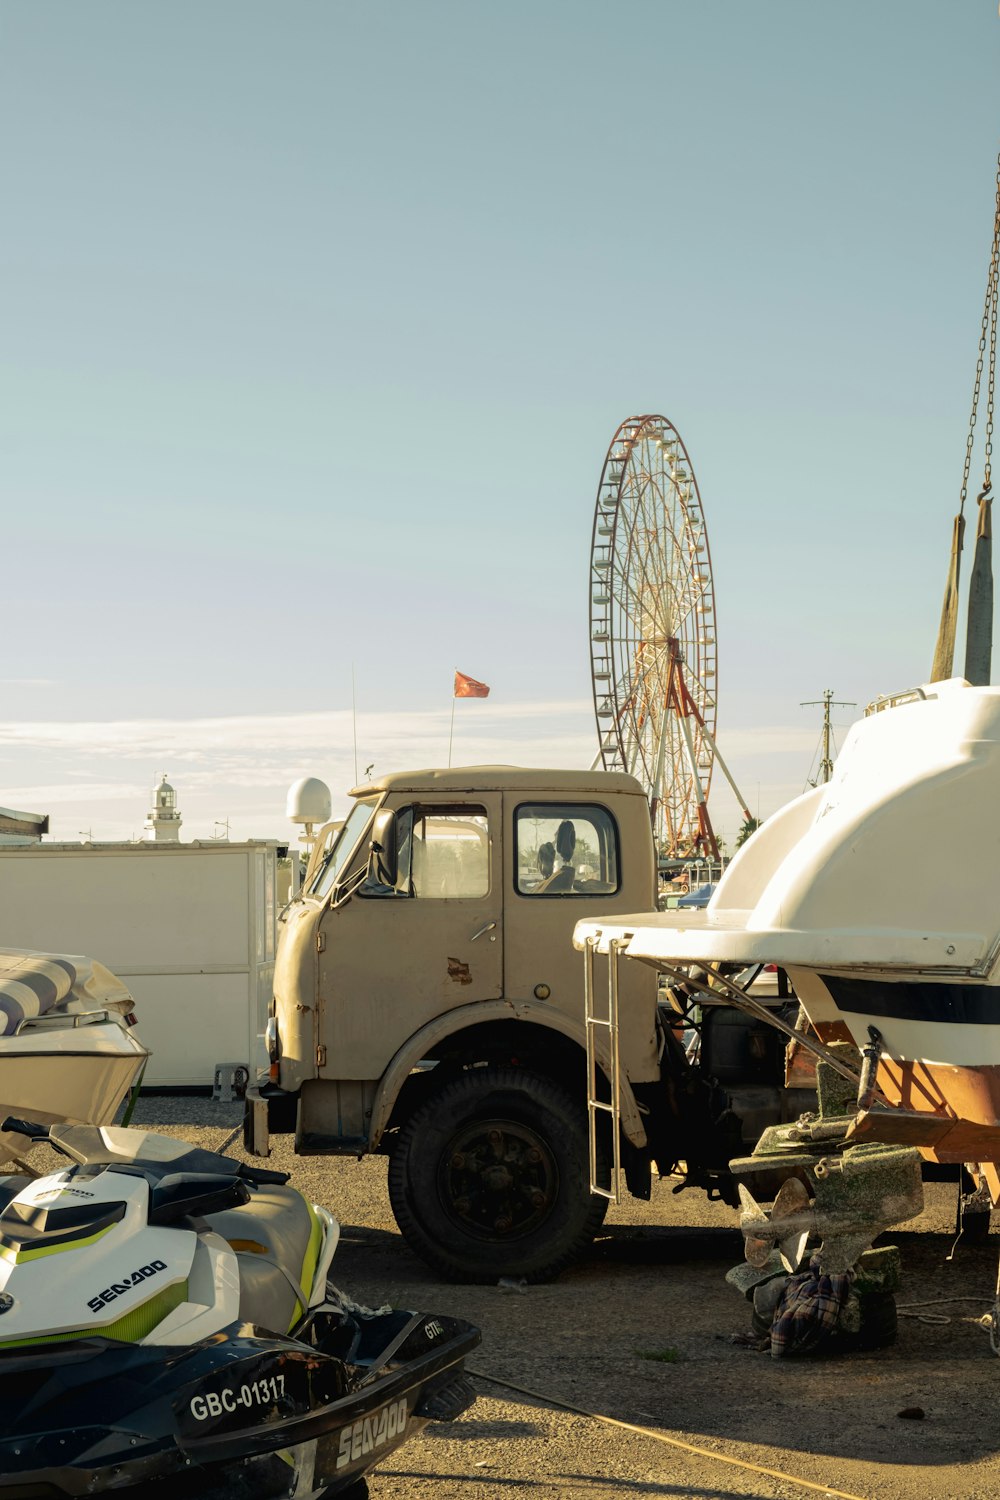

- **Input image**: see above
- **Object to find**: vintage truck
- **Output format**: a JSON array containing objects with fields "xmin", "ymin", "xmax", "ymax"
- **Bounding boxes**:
[{"xmin": 245, "ymin": 766, "xmax": 806, "ymax": 1281}]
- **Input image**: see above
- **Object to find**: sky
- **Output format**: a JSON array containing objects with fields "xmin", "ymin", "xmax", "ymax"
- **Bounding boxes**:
[{"xmin": 2, "ymin": 1, "xmax": 1000, "ymax": 848}]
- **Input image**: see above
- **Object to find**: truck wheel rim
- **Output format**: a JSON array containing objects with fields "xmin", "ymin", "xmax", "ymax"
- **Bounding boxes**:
[{"xmin": 437, "ymin": 1116, "xmax": 559, "ymax": 1241}]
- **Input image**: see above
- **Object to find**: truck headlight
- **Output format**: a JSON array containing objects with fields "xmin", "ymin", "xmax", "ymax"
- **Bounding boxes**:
[{"xmin": 265, "ymin": 1015, "xmax": 279, "ymax": 1069}]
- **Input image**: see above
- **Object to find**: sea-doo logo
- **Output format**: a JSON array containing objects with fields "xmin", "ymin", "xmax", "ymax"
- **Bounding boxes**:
[
  {"xmin": 0, "ymin": 1293, "xmax": 14, "ymax": 1315},
  {"xmin": 35, "ymin": 1186, "xmax": 96, "ymax": 1201},
  {"xmin": 87, "ymin": 1259, "xmax": 167, "ymax": 1313},
  {"xmin": 336, "ymin": 1398, "xmax": 407, "ymax": 1468}
]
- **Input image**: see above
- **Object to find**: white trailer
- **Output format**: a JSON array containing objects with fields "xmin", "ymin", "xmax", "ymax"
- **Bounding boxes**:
[{"xmin": 0, "ymin": 841, "xmax": 278, "ymax": 1087}]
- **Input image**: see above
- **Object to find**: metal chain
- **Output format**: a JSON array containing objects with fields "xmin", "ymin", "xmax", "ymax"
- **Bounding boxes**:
[
  {"xmin": 985, "ymin": 213, "xmax": 998, "ymax": 493},
  {"xmin": 960, "ymin": 151, "xmax": 1000, "ymax": 513}
]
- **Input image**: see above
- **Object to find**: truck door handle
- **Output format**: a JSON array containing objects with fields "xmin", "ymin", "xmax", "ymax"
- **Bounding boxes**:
[{"xmin": 470, "ymin": 921, "xmax": 497, "ymax": 942}]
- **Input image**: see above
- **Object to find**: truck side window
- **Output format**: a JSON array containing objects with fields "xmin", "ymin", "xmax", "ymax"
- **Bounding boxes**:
[
  {"xmin": 399, "ymin": 806, "xmax": 490, "ymax": 899},
  {"xmin": 515, "ymin": 804, "xmax": 620, "ymax": 896}
]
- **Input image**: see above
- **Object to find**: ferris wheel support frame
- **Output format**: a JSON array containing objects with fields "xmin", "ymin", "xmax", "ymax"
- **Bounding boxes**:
[{"xmin": 659, "ymin": 642, "xmax": 752, "ymax": 861}]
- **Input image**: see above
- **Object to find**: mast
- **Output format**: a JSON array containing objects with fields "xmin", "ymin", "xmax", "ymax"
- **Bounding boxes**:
[{"xmin": 801, "ymin": 690, "xmax": 856, "ymax": 784}]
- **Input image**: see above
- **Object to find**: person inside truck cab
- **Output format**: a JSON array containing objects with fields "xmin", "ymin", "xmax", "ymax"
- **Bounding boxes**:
[
  {"xmin": 536, "ymin": 842, "xmax": 555, "ymax": 882},
  {"xmin": 534, "ymin": 820, "xmax": 576, "ymax": 893}
]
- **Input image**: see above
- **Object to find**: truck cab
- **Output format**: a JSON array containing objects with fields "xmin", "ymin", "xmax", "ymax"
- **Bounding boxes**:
[
  {"xmin": 247, "ymin": 763, "xmax": 805, "ymax": 1282},
  {"xmin": 246, "ymin": 765, "xmax": 660, "ymax": 1281}
]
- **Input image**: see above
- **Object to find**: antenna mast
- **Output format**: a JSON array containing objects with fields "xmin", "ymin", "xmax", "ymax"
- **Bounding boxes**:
[{"xmin": 801, "ymin": 690, "xmax": 856, "ymax": 784}]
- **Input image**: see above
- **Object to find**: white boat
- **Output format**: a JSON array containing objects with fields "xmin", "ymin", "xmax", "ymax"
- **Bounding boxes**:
[
  {"xmin": 574, "ymin": 678, "xmax": 1000, "ymax": 1198},
  {"xmin": 0, "ymin": 949, "xmax": 149, "ymax": 1131}
]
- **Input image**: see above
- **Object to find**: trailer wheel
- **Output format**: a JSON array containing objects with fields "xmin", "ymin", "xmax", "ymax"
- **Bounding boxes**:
[{"xmin": 387, "ymin": 1066, "xmax": 607, "ymax": 1283}]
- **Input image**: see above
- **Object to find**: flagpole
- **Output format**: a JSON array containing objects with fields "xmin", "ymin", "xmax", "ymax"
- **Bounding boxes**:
[
  {"xmin": 352, "ymin": 663, "xmax": 359, "ymax": 785},
  {"xmin": 450, "ymin": 671, "xmax": 489, "ymax": 766}
]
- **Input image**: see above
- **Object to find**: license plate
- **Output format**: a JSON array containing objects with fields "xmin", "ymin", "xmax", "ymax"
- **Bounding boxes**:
[{"xmin": 177, "ymin": 1354, "xmax": 319, "ymax": 1438}]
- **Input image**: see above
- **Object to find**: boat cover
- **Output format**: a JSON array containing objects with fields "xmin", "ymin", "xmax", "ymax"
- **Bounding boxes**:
[{"xmin": 0, "ymin": 949, "xmax": 135, "ymax": 1036}]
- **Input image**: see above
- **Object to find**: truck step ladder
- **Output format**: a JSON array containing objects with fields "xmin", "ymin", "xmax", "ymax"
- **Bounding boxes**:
[{"xmin": 584, "ymin": 935, "xmax": 624, "ymax": 1203}]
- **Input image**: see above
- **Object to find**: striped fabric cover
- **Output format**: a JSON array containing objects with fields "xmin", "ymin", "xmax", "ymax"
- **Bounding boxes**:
[{"xmin": 0, "ymin": 950, "xmax": 135, "ymax": 1037}]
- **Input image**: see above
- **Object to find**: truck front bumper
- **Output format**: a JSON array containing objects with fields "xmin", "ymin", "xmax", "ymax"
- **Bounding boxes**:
[{"xmin": 243, "ymin": 1084, "xmax": 298, "ymax": 1157}]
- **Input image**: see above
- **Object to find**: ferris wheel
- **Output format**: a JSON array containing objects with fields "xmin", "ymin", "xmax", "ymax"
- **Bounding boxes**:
[{"xmin": 589, "ymin": 413, "xmax": 747, "ymax": 858}]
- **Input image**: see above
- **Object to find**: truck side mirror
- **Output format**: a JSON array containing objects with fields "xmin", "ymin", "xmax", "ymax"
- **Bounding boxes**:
[{"xmin": 369, "ymin": 809, "xmax": 398, "ymax": 888}]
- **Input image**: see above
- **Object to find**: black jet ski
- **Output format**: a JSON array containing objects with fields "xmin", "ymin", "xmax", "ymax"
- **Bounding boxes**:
[{"xmin": 0, "ymin": 1121, "xmax": 479, "ymax": 1498}]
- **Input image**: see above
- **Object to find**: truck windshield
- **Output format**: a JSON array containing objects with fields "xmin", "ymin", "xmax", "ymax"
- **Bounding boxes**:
[{"xmin": 309, "ymin": 800, "xmax": 376, "ymax": 898}]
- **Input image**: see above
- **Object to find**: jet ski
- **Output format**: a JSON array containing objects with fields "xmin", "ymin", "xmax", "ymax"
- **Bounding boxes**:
[{"xmin": 0, "ymin": 1120, "xmax": 480, "ymax": 1499}]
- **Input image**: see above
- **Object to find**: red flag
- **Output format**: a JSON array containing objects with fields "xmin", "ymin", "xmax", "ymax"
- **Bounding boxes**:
[{"xmin": 454, "ymin": 671, "xmax": 490, "ymax": 699}]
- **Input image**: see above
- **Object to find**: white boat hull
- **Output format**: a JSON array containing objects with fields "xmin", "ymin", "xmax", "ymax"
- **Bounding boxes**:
[
  {"xmin": 574, "ymin": 682, "xmax": 1000, "ymax": 1192},
  {"xmin": 789, "ymin": 965, "xmax": 1000, "ymax": 1165},
  {"xmin": 0, "ymin": 1021, "xmax": 149, "ymax": 1127}
]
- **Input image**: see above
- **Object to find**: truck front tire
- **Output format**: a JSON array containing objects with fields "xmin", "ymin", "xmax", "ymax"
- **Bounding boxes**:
[{"xmin": 387, "ymin": 1066, "xmax": 607, "ymax": 1283}]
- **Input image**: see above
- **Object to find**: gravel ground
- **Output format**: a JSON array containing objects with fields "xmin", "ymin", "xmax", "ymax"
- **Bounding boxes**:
[{"xmin": 118, "ymin": 1096, "xmax": 1000, "ymax": 1500}]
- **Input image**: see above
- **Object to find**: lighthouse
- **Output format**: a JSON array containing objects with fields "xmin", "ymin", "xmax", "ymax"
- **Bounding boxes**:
[{"xmin": 142, "ymin": 773, "xmax": 182, "ymax": 843}]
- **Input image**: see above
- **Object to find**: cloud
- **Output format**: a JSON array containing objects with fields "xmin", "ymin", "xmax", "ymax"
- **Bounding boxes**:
[
  {"xmin": 0, "ymin": 702, "xmax": 601, "ymax": 839},
  {"xmin": 0, "ymin": 702, "xmax": 828, "ymax": 772},
  {"xmin": 0, "ymin": 701, "xmax": 820, "ymax": 842},
  {"xmin": 0, "ymin": 700, "xmax": 595, "ymax": 759},
  {"xmin": 1, "ymin": 782, "xmax": 145, "ymax": 807}
]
